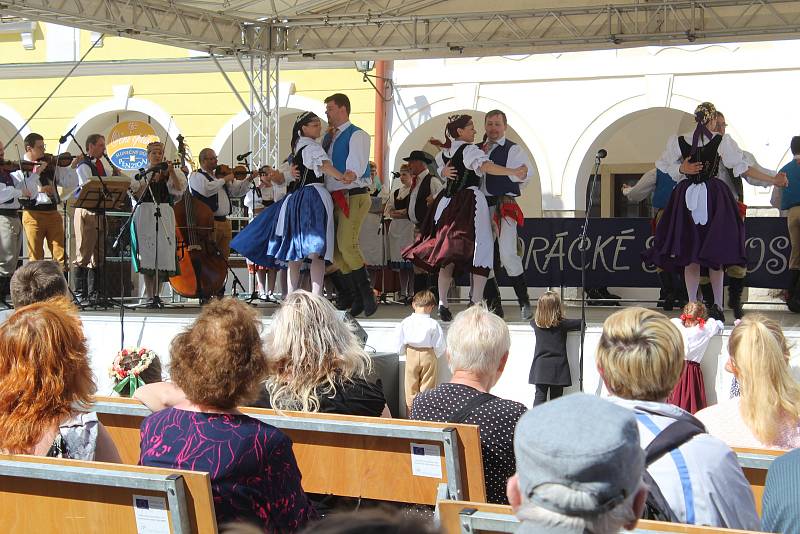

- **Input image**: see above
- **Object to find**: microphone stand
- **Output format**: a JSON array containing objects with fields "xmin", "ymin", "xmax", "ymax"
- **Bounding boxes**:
[
  {"xmin": 242, "ymin": 157, "xmax": 264, "ymax": 306},
  {"xmin": 112, "ymin": 168, "xmax": 154, "ymax": 349},
  {"xmin": 578, "ymin": 152, "xmax": 605, "ymax": 392}
]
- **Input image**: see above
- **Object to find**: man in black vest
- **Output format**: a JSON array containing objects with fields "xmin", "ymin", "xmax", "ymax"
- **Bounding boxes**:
[
  {"xmin": 481, "ymin": 110, "xmax": 533, "ymax": 321},
  {"xmin": 73, "ymin": 133, "xmax": 123, "ymax": 300},
  {"xmin": 188, "ymin": 148, "xmax": 251, "ymax": 296},
  {"xmin": 403, "ymin": 150, "xmax": 444, "ymax": 294},
  {"xmin": 0, "ymin": 141, "xmax": 32, "ymax": 304}
]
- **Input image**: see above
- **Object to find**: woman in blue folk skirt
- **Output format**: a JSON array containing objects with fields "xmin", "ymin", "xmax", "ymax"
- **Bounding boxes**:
[{"xmin": 231, "ymin": 112, "xmax": 355, "ymax": 296}]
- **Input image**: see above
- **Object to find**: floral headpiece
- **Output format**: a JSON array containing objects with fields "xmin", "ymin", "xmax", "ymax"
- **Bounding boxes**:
[
  {"xmin": 147, "ymin": 141, "xmax": 165, "ymax": 154},
  {"xmin": 109, "ymin": 347, "xmax": 158, "ymax": 396},
  {"xmin": 680, "ymin": 313, "xmax": 705, "ymax": 329},
  {"xmin": 689, "ymin": 102, "xmax": 717, "ymax": 156}
]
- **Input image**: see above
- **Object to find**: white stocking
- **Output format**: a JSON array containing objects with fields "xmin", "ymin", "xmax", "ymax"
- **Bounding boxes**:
[{"xmin": 438, "ymin": 264, "xmax": 455, "ymax": 308}]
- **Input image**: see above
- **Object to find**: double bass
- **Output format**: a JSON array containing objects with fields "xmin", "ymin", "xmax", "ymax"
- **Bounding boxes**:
[{"xmin": 169, "ymin": 135, "xmax": 227, "ymax": 299}]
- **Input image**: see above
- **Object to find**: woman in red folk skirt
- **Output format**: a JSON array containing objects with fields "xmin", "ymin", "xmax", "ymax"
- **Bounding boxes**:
[{"xmin": 403, "ymin": 114, "xmax": 527, "ymax": 321}]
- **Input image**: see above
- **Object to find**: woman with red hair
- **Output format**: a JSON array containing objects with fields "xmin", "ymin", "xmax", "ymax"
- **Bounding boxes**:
[
  {"xmin": 0, "ymin": 297, "xmax": 120, "ymax": 461},
  {"xmin": 404, "ymin": 115, "xmax": 527, "ymax": 321}
]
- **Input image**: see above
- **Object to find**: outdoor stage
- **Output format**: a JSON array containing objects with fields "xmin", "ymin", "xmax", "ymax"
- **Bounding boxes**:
[{"xmin": 80, "ymin": 301, "xmax": 800, "ymax": 416}]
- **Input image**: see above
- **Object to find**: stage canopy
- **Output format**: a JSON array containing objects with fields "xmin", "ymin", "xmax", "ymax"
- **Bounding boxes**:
[{"xmin": 1, "ymin": 0, "xmax": 800, "ymax": 59}]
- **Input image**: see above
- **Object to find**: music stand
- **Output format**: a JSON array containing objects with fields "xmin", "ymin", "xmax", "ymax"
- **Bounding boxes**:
[{"xmin": 74, "ymin": 178, "xmax": 130, "ymax": 308}]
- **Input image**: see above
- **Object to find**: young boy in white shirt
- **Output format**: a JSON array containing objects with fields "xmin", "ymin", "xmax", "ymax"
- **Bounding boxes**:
[{"xmin": 395, "ymin": 290, "xmax": 446, "ymax": 414}]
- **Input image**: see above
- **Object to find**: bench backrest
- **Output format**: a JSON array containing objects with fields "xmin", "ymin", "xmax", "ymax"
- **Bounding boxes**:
[
  {"xmin": 437, "ymin": 500, "xmax": 762, "ymax": 534},
  {"xmin": 733, "ymin": 446, "xmax": 785, "ymax": 516},
  {"xmin": 0, "ymin": 453, "xmax": 217, "ymax": 533},
  {"xmin": 91, "ymin": 396, "xmax": 487, "ymax": 505}
]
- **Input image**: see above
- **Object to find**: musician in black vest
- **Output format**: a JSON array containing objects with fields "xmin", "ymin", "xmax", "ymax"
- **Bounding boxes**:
[
  {"xmin": 480, "ymin": 110, "xmax": 534, "ymax": 321},
  {"xmin": 188, "ymin": 148, "xmax": 251, "ymax": 294},
  {"xmin": 73, "ymin": 133, "xmax": 123, "ymax": 300},
  {"xmin": 403, "ymin": 150, "xmax": 444, "ymax": 294},
  {"xmin": 0, "ymin": 141, "xmax": 33, "ymax": 302},
  {"xmin": 14, "ymin": 133, "xmax": 79, "ymax": 271}
]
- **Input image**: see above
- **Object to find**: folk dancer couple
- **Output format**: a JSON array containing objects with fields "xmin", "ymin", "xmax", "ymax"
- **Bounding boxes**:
[
  {"xmin": 232, "ymin": 93, "xmax": 379, "ymax": 317},
  {"xmin": 403, "ymin": 113, "xmax": 530, "ymax": 322},
  {"xmin": 644, "ymin": 101, "xmax": 787, "ymax": 322}
]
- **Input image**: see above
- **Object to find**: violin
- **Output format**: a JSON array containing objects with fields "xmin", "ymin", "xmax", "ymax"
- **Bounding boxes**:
[
  {"xmin": 214, "ymin": 163, "xmax": 251, "ymax": 181},
  {"xmin": 41, "ymin": 152, "xmax": 77, "ymax": 168},
  {"xmin": 0, "ymin": 159, "xmax": 37, "ymax": 173}
]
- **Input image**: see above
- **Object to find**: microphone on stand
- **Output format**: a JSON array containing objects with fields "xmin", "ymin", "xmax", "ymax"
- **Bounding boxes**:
[
  {"xmin": 236, "ymin": 151, "xmax": 252, "ymax": 162},
  {"xmin": 59, "ymin": 124, "xmax": 77, "ymax": 145},
  {"xmin": 596, "ymin": 148, "xmax": 608, "ymax": 159},
  {"xmin": 135, "ymin": 162, "xmax": 168, "ymax": 180}
]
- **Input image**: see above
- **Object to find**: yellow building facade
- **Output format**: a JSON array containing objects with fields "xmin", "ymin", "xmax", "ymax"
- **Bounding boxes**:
[{"xmin": 0, "ymin": 22, "xmax": 377, "ymax": 166}]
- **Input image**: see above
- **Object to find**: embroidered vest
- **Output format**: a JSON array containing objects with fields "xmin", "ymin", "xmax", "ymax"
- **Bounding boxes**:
[
  {"xmin": 192, "ymin": 171, "xmax": 221, "ymax": 213},
  {"xmin": 652, "ymin": 169, "xmax": 677, "ymax": 210},
  {"xmin": 323, "ymin": 124, "xmax": 371, "ymax": 179},
  {"xmin": 294, "ymin": 146, "xmax": 325, "ymax": 189},
  {"xmin": 485, "ymin": 140, "xmax": 520, "ymax": 197},
  {"xmin": 0, "ymin": 170, "xmax": 14, "ymax": 205},
  {"xmin": 412, "ymin": 174, "xmax": 433, "ymax": 225},
  {"xmin": 442, "ymin": 144, "xmax": 480, "ymax": 197},
  {"xmin": 678, "ymin": 135, "xmax": 723, "ymax": 184}
]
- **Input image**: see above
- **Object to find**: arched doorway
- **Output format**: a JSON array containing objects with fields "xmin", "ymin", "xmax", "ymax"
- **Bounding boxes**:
[
  {"xmin": 215, "ymin": 108, "xmax": 329, "ymax": 168},
  {"xmin": 573, "ymin": 107, "xmax": 695, "ymax": 215}
]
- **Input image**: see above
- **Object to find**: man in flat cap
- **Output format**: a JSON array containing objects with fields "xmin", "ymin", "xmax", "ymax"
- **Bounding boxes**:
[
  {"xmin": 403, "ymin": 150, "xmax": 444, "ymax": 294},
  {"xmin": 507, "ymin": 393, "xmax": 648, "ymax": 534}
]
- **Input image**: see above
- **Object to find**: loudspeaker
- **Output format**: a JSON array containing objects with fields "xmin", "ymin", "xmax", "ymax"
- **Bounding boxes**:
[{"xmin": 335, "ymin": 310, "xmax": 368, "ymax": 347}]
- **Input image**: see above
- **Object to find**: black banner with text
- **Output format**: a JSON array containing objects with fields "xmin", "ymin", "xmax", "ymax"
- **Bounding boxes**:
[{"xmin": 498, "ymin": 217, "xmax": 790, "ymax": 289}]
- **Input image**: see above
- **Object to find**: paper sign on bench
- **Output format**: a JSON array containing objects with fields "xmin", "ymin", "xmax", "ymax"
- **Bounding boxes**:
[{"xmin": 410, "ymin": 443, "xmax": 443, "ymax": 479}]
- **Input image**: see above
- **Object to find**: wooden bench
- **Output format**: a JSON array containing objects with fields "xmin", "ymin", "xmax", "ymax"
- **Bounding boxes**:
[
  {"xmin": 437, "ymin": 500, "xmax": 762, "ymax": 534},
  {"xmin": 732, "ymin": 446, "xmax": 785, "ymax": 516},
  {"xmin": 89, "ymin": 396, "xmax": 487, "ymax": 505},
  {"xmin": 0, "ymin": 453, "xmax": 217, "ymax": 533}
]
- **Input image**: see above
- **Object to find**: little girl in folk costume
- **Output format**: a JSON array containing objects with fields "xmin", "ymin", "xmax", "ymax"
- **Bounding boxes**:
[
  {"xmin": 668, "ymin": 301, "xmax": 723, "ymax": 414},
  {"xmin": 402, "ymin": 114, "xmax": 527, "ymax": 321},
  {"xmin": 109, "ymin": 347, "xmax": 162, "ymax": 397}
]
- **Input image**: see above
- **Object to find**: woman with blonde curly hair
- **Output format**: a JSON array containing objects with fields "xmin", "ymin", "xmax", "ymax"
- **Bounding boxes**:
[
  {"xmin": 258, "ymin": 290, "xmax": 388, "ymax": 417},
  {"xmin": 696, "ymin": 313, "xmax": 800, "ymax": 449},
  {"xmin": 138, "ymin": 298, "xmax": 316, "ymax": 532},
  {"xmin": 0, "ymin": 297, "xmax": 120, "ymax": 461}
]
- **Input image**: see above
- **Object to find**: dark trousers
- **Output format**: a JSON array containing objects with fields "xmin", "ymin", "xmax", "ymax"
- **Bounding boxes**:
[{"xmin": 533, "ymin": 384, "xmax": 564, "ymax": 406}]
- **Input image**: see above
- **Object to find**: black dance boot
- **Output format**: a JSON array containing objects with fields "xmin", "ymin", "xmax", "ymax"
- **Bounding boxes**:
[
  {"xmin": 350, "ymin": 267, "xmax": 377, "ymax": 317},
  {"xmin": 483, "ymin": 277, "xmax": 505, "ymax": 318},
  {"xmin": 510, "ymin": 274, "xmax": 532, "ymax": 321},
  {"xmin": 87, "ymin": 268, "xmax": 99, "ymax": 300},
  {"xmin": 413, "ymin": 273, "xmax": 429, "ymax": 295},
  {"xmin": 329, "ymin": 270, "xmax": 354, "ymax": 311},
  {"xmin": 0, "ymin": 276, "xmax": 10, "ymax": 307},
  {"xmin": 657, "ymin": 271, "xmax": 675, "ymax": 311},
  {"xmin": 728, "ymin": 277, "xmax": 745, "ymax": 320},
  {"xmin": 700, "ymin": 282, "xmax": 714, "ymax": 308},
  {"xmin": 708, "ymin": 304, "xmax": 726, "ymax": 323},
  {"xmin": 788, "ymin": 270, "xmax": 800, "ymax": 313}
]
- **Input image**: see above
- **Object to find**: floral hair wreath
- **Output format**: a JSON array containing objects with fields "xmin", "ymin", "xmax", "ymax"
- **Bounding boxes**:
[{"xmin": 109, "ymin": 347, "xmax": 157, "ymax": 396}]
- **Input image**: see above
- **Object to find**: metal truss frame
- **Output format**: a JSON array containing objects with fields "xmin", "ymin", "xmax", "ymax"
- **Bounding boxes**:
[
  {"xmin": 2, "ymin": 0, "xmax": 799, "ymax": 58},
  {"xmin": 3, "ymin": 0, "xmax": 799, "ymax": 188},
  {"xmin": 277, "ymin": 0, "xmax": 800, "ymax": 59},
  {"xmin": 244, "ymin": 51, "xmax": 280, "ymax": 170}
]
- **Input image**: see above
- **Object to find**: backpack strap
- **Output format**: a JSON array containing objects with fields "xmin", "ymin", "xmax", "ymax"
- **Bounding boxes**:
[
  {"xmin": 644, "ymin": 419, "xmax": 705, "ymax": 466},
  {"xmin": 447, "ymin": 392, "xmax": 496, "ymax": 424},
  {"xmin": 634, "ymin": 405, "xmax": 706, "ymax": 524}
]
